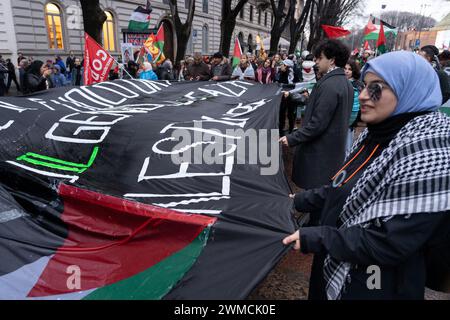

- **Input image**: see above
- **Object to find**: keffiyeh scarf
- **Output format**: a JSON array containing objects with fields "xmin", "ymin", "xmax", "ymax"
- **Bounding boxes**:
[{"xmin": 324, "ymin": 112, "xmax": 450, "ymax": 300}]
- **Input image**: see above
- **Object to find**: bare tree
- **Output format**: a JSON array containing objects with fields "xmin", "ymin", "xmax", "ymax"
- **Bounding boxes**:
[
  {"xmin": 307, "ymin": 0, "xmax": 362, "ymax": 51},
  {"xmin": 219, "ymin": 0, "xmax": 249, "ymax": 57},
  {"xmin": 269, "ymin": 0, "xmax": 296, "ymax": 54},
  {"xmin": 79, "ymin": 0, "xmax": 107, "ymax": 44},
  {"xmin": 168, "ymin": 0, "xmax": 196, "ymax": 66},
  {"xmin": 288, "ymin": 0, "xmax": 313, "ymax": 53}
]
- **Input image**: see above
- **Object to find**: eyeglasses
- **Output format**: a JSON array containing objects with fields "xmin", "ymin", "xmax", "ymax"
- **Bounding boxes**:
[{"xmin": 362, "ymin": 82, "xmax": 391, "ymax": 102}]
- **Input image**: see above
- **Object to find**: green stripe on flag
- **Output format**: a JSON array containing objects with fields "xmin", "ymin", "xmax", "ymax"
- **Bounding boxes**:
[
  {"xmin": 128, "ymin": 20, "xmax": 150, "ymax": 31},
  {"xmin": 83, "ymin": 226, "xmax": 212, "ymax": 300}
]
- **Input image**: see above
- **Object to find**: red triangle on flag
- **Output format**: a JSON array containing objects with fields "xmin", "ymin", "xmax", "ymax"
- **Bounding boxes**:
[{"xmin": 364, "ymin": 17, "xmax": 377, "ymax": 35}]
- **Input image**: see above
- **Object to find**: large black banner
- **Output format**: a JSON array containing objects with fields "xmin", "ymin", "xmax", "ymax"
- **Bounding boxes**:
[{"xmin": 0, "ymin": 79, "xmax": 295, "ymax": 299}]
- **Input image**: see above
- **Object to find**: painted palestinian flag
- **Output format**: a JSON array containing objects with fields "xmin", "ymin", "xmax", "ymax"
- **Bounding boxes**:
[
  {"xmin": 377, "ymin": 22, "xmax": 386, "ymax": 54},
  {"xmin": 364, "ymin": 15, "xmax": 397, "ymax": 40},
  {"xmin": 0, "ymin": 181, "xmax": 215, "ymax": 299},
  {"xmin": 128, "ymin": 5, "xmax": 152, "ymax": 31},
  {"xmin": 232, "ymin": 37, "xmax": 242, "ymax": 69}
]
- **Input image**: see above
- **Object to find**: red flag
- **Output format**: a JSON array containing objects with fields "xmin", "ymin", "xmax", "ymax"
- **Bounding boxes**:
[
  {"xmin": 321, "ymin": 25, "xmax": 351, "ymax": 39},
  {"xmin": 364, "ymin": 16, "xmax": 377, "ymax": 36},
  {"xmin": 364, "ymin": 40, "xmax": 370, "ymax": 50},
  {"xmin": 83, "ymin": 33, "xmax": 115, "ymax": 85},
  {"xmin": 232, "ymin": 37, "xmax": 242, "ymax": 68},
  {"xmin": 376, "ymin": 22, "xmax": 386, "ymax": 54}
]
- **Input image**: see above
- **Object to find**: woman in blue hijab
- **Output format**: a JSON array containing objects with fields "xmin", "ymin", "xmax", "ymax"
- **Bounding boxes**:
[{"xmin": 283, "ymin": 51, "xmax": 450, "ymax": 300}]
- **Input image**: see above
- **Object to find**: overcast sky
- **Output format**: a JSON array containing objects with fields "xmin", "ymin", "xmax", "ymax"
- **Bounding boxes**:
[{"xmin": 348, "ymin": 0, "xmax": 450, "ymax": 28}]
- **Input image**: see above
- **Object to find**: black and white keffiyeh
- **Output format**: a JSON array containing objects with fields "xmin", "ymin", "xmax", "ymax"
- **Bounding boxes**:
[{"xmin": 324, "ymin": 112, "xmax": 450, "ymax": 300}]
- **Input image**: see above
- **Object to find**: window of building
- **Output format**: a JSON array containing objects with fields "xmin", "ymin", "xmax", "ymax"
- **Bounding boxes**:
[
  {"xmin": 258, "ymin": 9, "xmax": 262, "ymax": 24},
  {"xmin": 202, "ymin": 0, "xmax": 208, "ymax": 13},
  {"xmin": 240, "ymin": 5, "xmax": 244, "ymax": 19},
  {"xmin": 202, "ymin": 25, "xmax": 209, "ymax": 53},
  {"xmin": 45, "ymin": 3, "xmax": 64, "ymax": 50},
  {"xmin": 264, "ymin": 11, "xmax": 268, "ymax": 26},
  {"xmin": 249, "ymin": 6, "xmax": 253, "ymax": 22},
  {"xmin": 162, "ymin": 0, "xmax": 169, "ymax": 4},
  {"xmin": 102, "ymin": 11, "xmax": 116, "ymax": 51}
]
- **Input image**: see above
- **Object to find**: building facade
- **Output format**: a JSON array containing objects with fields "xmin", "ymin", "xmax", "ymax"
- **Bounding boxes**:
[
  {"xmin": 0, "ymin": 0, "xmax": 274, "ymax": 65},
  {"xmin": 396, "ymin": 13, "xmax": 450, "ymax": 51}
]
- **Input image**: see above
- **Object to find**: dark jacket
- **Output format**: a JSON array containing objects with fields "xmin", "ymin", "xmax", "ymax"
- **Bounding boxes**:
[
  {"xmin": 286, "ymin": 68, "xmax": 353, "ymax": 189},
  {"xmin": 186, "ymin": 62, "xmax": 210, "ymax": 81},
  {"xmin": 295, "ymin": 185, "xmax": 450, "ymax": 300},
  {"xmin": 23, "ymin": 73, "xmax": 54, "ymax": 94},
  {"xmin": 209, "ymin": 61, "xmax": 232, "ymax": 81}
]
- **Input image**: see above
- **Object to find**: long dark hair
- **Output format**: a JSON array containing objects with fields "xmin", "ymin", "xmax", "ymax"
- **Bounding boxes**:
[
  {"xmin": 26, "ymin": 60, "xmax": 44, "ymax": 76},
  {"xmin": 346, "ymin": 59, "xmax": 361, "ymax": 80}
]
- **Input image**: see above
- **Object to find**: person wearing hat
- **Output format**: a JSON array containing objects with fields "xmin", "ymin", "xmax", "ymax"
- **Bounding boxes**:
[
  {"xmin": 138, "ymin": 62, "xmax": 158, "ymax": 80},
  {"xmin": 282, "ymin": 50, "xmax": 450, "ymax": 300},
  {"xmin": 210, "ymin": 52, "xmax": 232, "ymax": 81}
]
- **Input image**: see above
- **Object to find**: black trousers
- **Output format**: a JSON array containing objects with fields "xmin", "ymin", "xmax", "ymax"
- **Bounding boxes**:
[
  {"xmin": 279, "ymin": 97, "xmax": 297, "ymax": 136},
  {"xmin": 6, "ymin": 74, "xmax": 20, "ymax": 92}
]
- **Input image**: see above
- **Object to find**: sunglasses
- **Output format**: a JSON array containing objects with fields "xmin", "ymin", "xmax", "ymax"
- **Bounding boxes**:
[{"xmin": 362, "ymin": 82, "xmax": 391, "ymax": 102}]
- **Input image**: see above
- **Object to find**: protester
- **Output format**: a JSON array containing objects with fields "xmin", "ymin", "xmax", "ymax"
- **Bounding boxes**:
[
  {"xmin": 66, "ymin": 50, "xmax": 76, "ymax": 75},
  {"xmin": 209, "ymin": 52, "xmax": 232, "ymax": 81},
  {"xmin": 231, "ymin": 54, "xmax": 255, "ymax": 81},
  {"xmin": 18, "ymin": 58, "xmax": 29, "ymax": 92},
  {"xmin": 71, "ymin": 57, "xmax": 83, "ymax": 86},
  {"xmin": 419, "ymin": 45, "xmax": 450, "ymax": 104},
  {"xmin": 17, "ymin": 52, "xmax": 25, "ymax": 66},
  {"xmin": 280, "ymin": 39, "xmax": 353, "ymax": 194},
  {"xmin": 255, "ymin": 58, "xmax": 274, "ymax": 84},
  {"xmin": 344, "ymin": 59, "xmax": 364, "ymax": 154},
  {"xmin": 277, "ymin": 59, "xmax": 294, "ymax": 85},
  {"xmin": 157, "ymin": 59, "xmax": 175, "ymax": 80},
  {"xmin": 123, "ymin": 60, "xmax": 139, "ymax": 79},
  {"xmin": 139, "ymin": 62, "xmax": 158, "ymax": 80},
  {"xmin": 272, "ymin": 54, "xmax": 283, "ymax": 82},
  {"xmin": 0, "ymin": 57, "xmax": 7, "ymax": 97},
  {"xmin": 51, "ymin": 64, "xmax": 67, "ymax": 87},
  {"xmin": 23, "ymin": 60, "xmax": 54, "ymax": 94},
  {"xmin": 5, "ymin": 58, "xmax": 20, "ymax": 93},
  {"xmin": 283, "ymin": 50, "xmax": 450, "ymax": 300},
  {"xmin": 300, "ymin": 54, "xmax": 317, "ymax": 83},
  {"xmin": 186, "ymin": 53, "xmax": 210, "ymax": 81},
  {"xmin": 54, "ymin": 56, "xmax": 66, "ymax": 75}
]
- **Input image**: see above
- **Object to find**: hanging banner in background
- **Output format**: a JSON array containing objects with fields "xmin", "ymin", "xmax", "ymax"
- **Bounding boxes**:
[{"xmin": 0, "ymin": 80, "xmax": 293, "ymax": 299}]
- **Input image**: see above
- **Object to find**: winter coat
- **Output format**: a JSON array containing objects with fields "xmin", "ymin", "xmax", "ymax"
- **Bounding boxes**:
[
  {"xmin": 186, "ymin": 62, "xmax": 211, "ymax": 81},
  {"xmin": 210, "ymin": 61, "xmax": 232, "ymax": 81}
]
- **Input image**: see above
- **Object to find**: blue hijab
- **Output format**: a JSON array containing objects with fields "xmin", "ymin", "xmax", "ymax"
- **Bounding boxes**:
[{"xmin": 361, "ymin": 51, "xmax": 442, "ymax": 116}]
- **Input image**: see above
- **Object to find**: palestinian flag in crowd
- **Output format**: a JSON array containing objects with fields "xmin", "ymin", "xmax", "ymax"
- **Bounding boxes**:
[
  {"xmin": 153, "ymin": 23, "xmax": 166, "ymax": 65},
  {"xmin": 0, "ymin": 80, "xmax": 292, "ymax": 299},
  {"xmin": 127, "ymin": 3, "xmax": 152, "ymax": 31},
  {"xmin": 377, "ymin": 22, "xmax": 387, "ymax": 54},
  {"xmin": 364, "ymin": 15, "xmax": 397, "ymax": 40},
  {"xmin": 232, "ymin": 37, "xmax": 242, "ymax": 68},
  {"xmin": 321, "ymin": 25, "xmax": 351, "ymax": 39}
]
